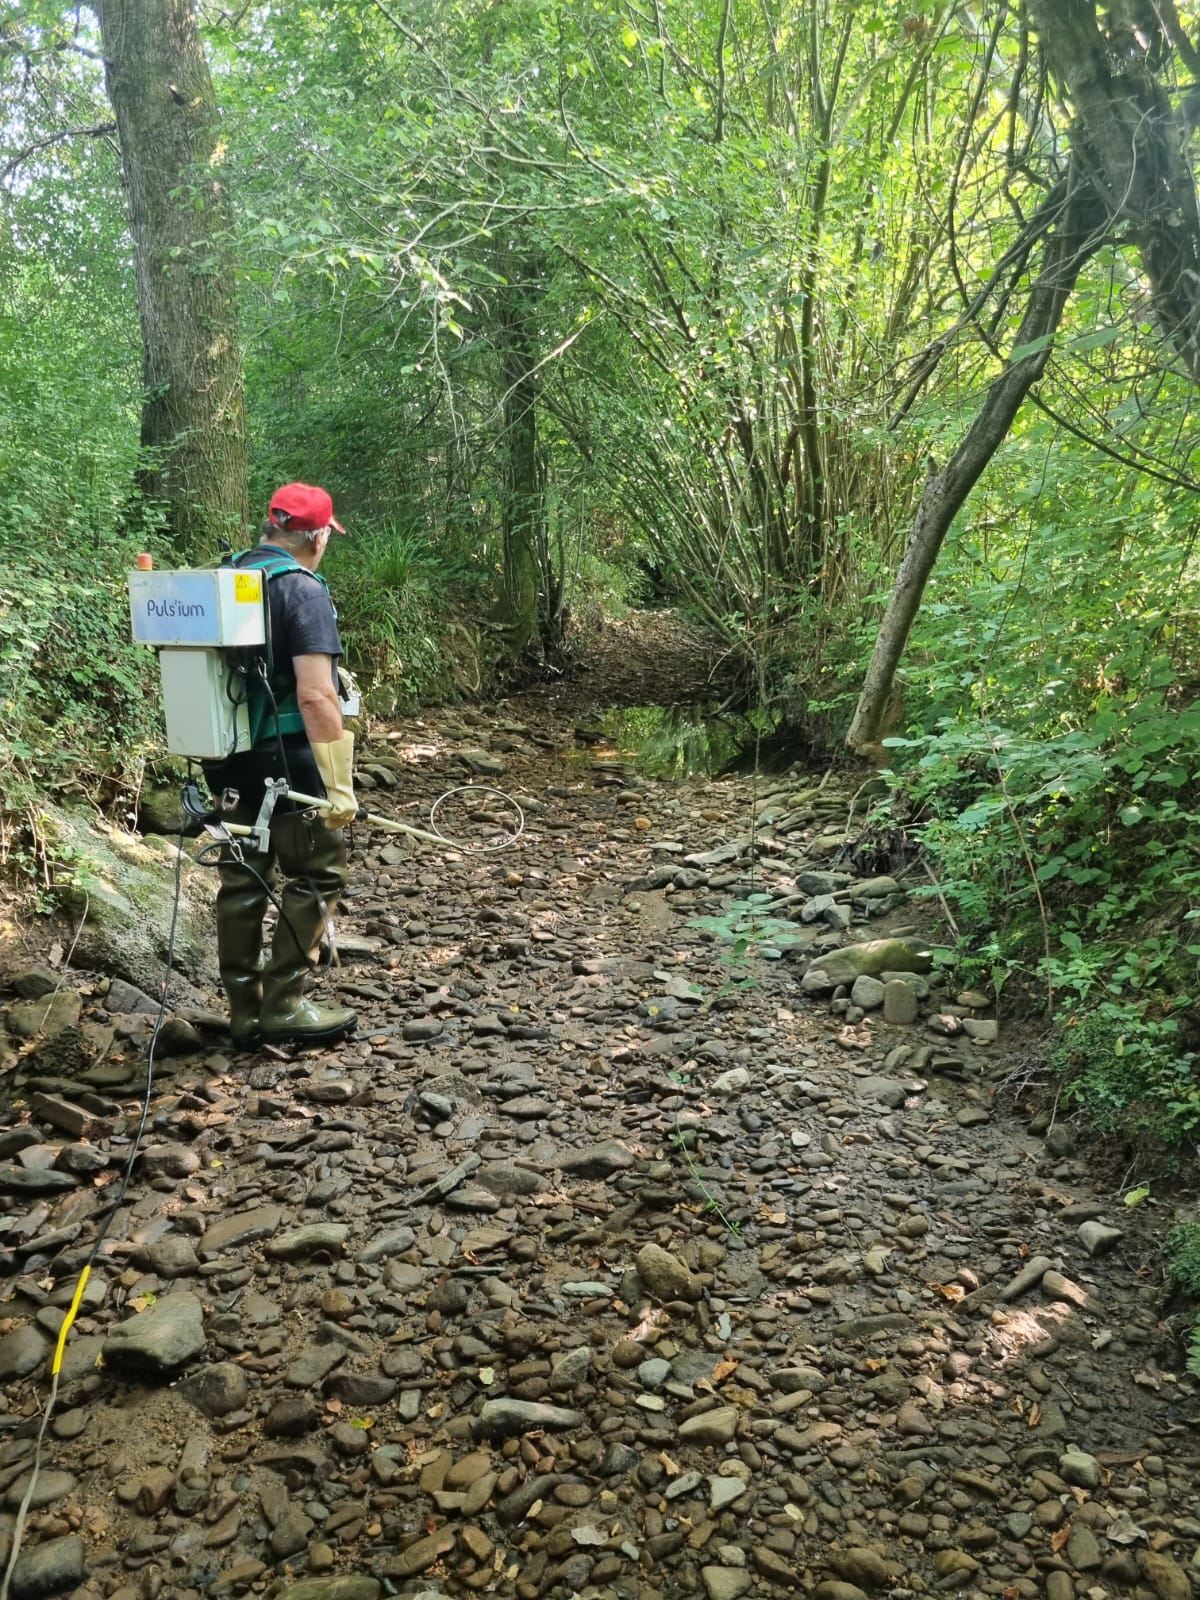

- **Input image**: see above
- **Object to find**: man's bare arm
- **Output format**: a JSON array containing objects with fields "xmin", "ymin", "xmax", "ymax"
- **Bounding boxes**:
[{"xmin": 293, "ymin": 653, "xmax": 344, "ymax": 745}]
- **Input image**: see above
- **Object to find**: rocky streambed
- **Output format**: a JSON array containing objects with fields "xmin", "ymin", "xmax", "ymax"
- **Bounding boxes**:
[{"xmin": 0, "ymin": 676, "xmax": 1197, "ymax": 1600}]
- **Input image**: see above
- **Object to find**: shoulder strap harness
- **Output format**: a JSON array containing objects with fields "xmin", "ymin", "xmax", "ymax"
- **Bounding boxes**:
[{"xmin": 223, "ymin": 546, "xmax": 334, "ymax": 747}]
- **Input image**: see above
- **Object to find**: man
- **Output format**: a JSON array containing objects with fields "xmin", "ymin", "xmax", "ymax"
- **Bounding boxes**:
[{"xmin": 203, "ymin": 482, "xmax": 358, "ymax": 1050}]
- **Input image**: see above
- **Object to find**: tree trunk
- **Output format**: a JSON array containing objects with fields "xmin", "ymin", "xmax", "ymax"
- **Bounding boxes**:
[
  {"xmin": 93, "ymin": 0, "xmax": 247, "ymax": 556},
  {"xmin": 846, "ymin": 172, "xmax": 1101, "ymax": 753},
  {"xmin": 495, "ymin": 259, "xmax": 562, "ymax": 665},
  {"xmin": 1031, "ymin": 0, "xmax": 1200, "ymax": 381}
]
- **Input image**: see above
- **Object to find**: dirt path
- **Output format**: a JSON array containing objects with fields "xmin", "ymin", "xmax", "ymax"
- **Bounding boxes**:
[{"xmin": 0, "ymin": 618, "xmax": 1196, "ymax": 1600}]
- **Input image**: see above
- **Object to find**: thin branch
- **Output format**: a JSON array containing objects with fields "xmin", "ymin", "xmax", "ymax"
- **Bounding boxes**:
[{"xmin": 1, "ymin": 121, "xmax": 116, "ymax": 184}]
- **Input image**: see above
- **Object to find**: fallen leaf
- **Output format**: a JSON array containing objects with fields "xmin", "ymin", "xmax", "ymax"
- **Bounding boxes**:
[
  {"xmin": 48, "ymin": 942, "xmax": 63, "ymax": 967},
  {"xmin": 630, "ymin": 1307, "xmax": 666, "ymax": 1342},
  {"xmin": 929, "ymin": 1282, "xmax": 966, "ymax": 1303},
  {"xmin": 710, "ymin": 1359, "xmax": 738, "ymax": 1384},
  {"xmin": 1051, "ymin": 1523, "xmax": 1071, "ymax": 1553},
  {"xmin": 1028, "ymin": 1402, "xmax": 1042, "ymax": 1428},
  {"xmin": 658, "ymin": 1451, "xmax": 681, "ymax": 1476}
]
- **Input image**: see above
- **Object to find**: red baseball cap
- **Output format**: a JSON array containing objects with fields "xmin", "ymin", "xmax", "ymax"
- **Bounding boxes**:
[{"xmin": 268, "ymin": 482, "xmax": 346, "ymax": 533}]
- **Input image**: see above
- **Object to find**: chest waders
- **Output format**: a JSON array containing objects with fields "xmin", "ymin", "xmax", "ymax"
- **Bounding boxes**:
[{"xmin": 214, "ymin": 549, "xmax": 356, "ymax": 1051}]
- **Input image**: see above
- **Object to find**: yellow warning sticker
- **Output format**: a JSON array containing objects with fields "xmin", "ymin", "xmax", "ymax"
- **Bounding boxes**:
[{"xmin": 234, "ymin": 572, "xmax": 262, "ymax": 603}]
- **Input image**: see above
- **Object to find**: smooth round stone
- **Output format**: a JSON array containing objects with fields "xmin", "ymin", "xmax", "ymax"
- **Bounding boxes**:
[
  {"xmin": 1059, "ymin": 1450, "xmax": 1102, "ymax": 1490},
  {"xmin": 883, "ymin": 980, "xmax": 920, "ymax": 1025},
  {"xmin": 637, "ymin": 1358, "xmax": 671, "ymax": 1389},
  {"xmin": 850, "ymin": 975, "xmax": 885, "ymax": 1010}
]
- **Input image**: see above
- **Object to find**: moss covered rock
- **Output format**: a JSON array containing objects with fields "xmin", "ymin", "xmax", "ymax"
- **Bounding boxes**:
[
  {"xmin": 800, "ymin": 938, "xmax": 935, "ymax": 994},
  {"xmin": 45, "ymin": 805, "xmax": 217, "ymax": 997}
]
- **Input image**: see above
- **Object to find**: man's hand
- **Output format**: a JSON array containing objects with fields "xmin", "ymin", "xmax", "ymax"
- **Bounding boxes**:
[{"xmin": 311, "ymin": 732, "xmax": 357, "ymax": 828}]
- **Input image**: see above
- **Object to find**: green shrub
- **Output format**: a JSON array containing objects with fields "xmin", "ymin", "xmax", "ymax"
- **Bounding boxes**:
[
  {"xmin": 0, "ymin": 545, "xmax": 163, "ymax": 816},
  {"xmin": 1165, "ymin": 1220, "xmax": 1200, "ymax": 1377},
  {"xmin": 325, "ymin": 522, "xmax": 484, "ymax": 714},
  {"xmin": 882, "ymin": 678, "xmax": 1200, "ymax": 1146},
  {"xmin": 1049, "ymin": 1004, "xmax": 1199, "ymax": 1139}
]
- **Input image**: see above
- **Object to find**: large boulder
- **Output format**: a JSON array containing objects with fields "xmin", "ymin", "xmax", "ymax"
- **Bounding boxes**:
[
  {"xmin": 102, "ymin": 1290, "xmax": 206, "ymax": 1375},
  {"xmin": 45, "ymin": 805, "xmax": 216, "ymax": 997},
  {"xmin": 801, "ymin": 938, "xmax": 935, "ymax": 994}
]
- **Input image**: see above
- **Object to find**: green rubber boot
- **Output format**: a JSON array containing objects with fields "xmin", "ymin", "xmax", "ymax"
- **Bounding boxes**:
[
  {"xmin": 260, "ymin": 816, "xmax": 357, "ymax": 1047},
  {"xmin": 215, "ymin": 861, "xmax": 270, "ymax": 1051}
]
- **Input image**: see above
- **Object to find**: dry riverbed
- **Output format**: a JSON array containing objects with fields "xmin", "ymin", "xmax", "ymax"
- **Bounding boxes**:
[{"xmin": 1, "ymin": 630, "xmax": 1197, "ymax": 1600}]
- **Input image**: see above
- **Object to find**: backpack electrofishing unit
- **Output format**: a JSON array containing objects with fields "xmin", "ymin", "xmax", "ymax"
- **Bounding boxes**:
[{"xmin": 127, "ymin": 548, "xmax": 357, "ymax": 763}]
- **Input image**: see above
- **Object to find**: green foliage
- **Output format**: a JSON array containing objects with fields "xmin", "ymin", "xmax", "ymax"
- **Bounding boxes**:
[
  {"xmin": 1165, "ymin": 1220, "xmax": 1200, "ymax": 1376},
  {"xmin": 669, "ymin": 1126, "xmax": 742, "ymax": 1237},
  {"xmin": 1048, "ymin": 1006, "xmax": 1198, "ymax": 1139},
  {"xmin": 0, "ymin": 543, "xmax": 162, "ymax": 815},
  {"xmin": 326, "ymin": 523, "xmax": 483, "ymax": 715},
  {"xmin": 691, "ymin": 893, "xmax": 806, "ymax": 994},
  {"xmin": 1166, "ymin": 1220, "xmax": 1200, "ymax": 1297},
  {"xmin": 601, "ymin": 705, "xmax": 755, "ymax": 779},
  {"xmin": 691, "ymin": 894, "xmax": 807, "ymax": 957},
  {"xmin": 878, "ymin": 443, "xmax": 1200, "ymax": 1147}
]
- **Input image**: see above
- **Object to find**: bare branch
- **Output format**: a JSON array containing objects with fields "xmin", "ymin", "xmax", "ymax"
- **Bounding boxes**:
[{"xmin": 1, "ymin": 121, "xmax": 116, "ymax": 184}]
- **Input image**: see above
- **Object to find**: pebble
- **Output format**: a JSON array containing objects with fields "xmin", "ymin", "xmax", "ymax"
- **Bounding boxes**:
[
  {"xmin": 474, "ymin": 1399, "xmax": 584, "ymax": 1436},
  {"xmin": 709, "ymin": 1475, "xmax": 747, "ymax": 1511},
  {"xmin": 882, "ymin": 979, "xmax": 919, "ymax": 1024},
  {"xmin": 198, "ymin": 1204, "xmax": 283, "ymax": 1259},
  {"xmin": 1000, "ymin": 1255, "xmax": 1055, "ymax": 1301},
  {"xmin": 1137, "ymin": 1549, "xmax": 1193, "ymax": 1600},
  {"xmin": 701, "ymin": 1569, "xmax": 752, "ymax": 1600},
  {"xmin": 179, "ymin": 1361, "xmax": 248, "ymax": 1418},
  {"xmin": 3, "ymin": 1470, "xmax": 77, "ymax": 1511},
  {"xmin": 849, "ymin": 975, "xmax": 885, "ymax": 1010},
  {"xmin": 1078, "ymin": 1219, "xmax": 1124, "ymax": 1256},
  {"xmin": 1059, "ymin": 1450, "xmax": 1102, "ymax": 1490},
  {"xmin": 266, "ymin": 1223, "xmax": 348, "ymax": 1260},
  {"xmin": 1042, "ymin": 1268, "xmax": 1091, "ymax": 1308},
  {"xmin": 828, "ymin": 1548, "xmax": 891, "ymax": 1589},
  {"xmin": 387, "ymin": 1528, "xmax": 456, "ymax": 1576},
  {"xmin": 636, "ymin": 1241, "xmax": 696, "ymax": 1299},
  {"xmin": 679, "ymin": 1406, "xmax": 739, "ymax": 1446},
  {"xmin": 0, "ymin": 1323, "xmax": 49, "ymax": 1379},
  {"xmin": 136, "ymin": 1234, "xmax": 201, "ymax": 1278},
  {"xmin": 549, "ymin": 1346, "xmax": 591, "ymax": 1390}
]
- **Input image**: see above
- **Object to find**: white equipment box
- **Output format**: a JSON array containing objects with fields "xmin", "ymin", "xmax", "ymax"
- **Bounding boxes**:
[
  {"xmin": 128, "ymin": 568, "xmax": 267, "ymax": 647},
  {"xmin": 128, "ymin": 568, "xmax": 268, "ymax": 760}
]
